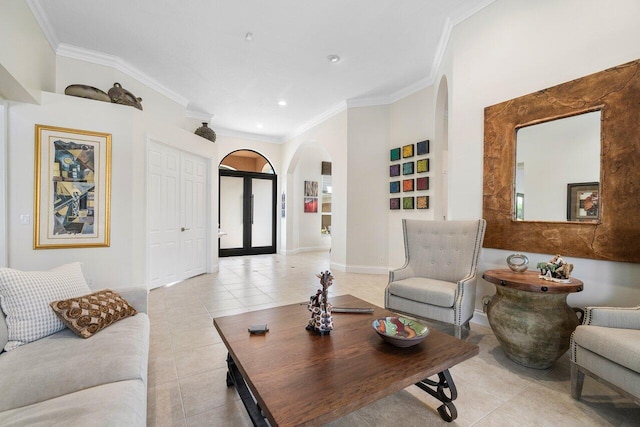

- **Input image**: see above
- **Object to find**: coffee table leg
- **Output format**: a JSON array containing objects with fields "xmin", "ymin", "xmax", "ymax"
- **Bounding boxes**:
[
  {"xmin": 414, "ymin": 369, "xmax": 458, "ymax": 422},
  {"xmin": 225, "ymin": 353, "xmax": 269, "ymax": 427}
]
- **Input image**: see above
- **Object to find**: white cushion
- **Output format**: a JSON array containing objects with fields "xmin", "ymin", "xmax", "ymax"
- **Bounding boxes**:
[{"xmin": 0, "ymin": 262, "xmax": 91, "ymax": 351}]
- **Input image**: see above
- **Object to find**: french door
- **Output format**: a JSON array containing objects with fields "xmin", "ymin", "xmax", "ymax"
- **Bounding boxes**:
[
  {"xmin": 219, "ymin": 170, "xmax": 276, "ymax": 256},
  {"xmin": 148, "ymin": 142, "xmax": 208, "ymax": 288}
]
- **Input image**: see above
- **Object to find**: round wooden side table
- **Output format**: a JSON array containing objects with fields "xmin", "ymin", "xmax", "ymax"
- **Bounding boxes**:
[{"xmin": 482, "ymin": 269, "xmax": 583, "ymax": 369}]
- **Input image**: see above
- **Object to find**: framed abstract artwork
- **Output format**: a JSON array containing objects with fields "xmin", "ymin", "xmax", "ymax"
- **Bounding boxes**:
[
  {"xmin": 304, "ymin": 180, "xmax": 318, "ymax": 197},
  {"xmin": 402, "ymin": 197, "xmax": 414, "ymax": 209},
  {"xmin": 417, "ymin": 140, "xmax": 429, "ymax": 155},
  {"xmin": 417, "ymin": 158, "xmax": 429, "ymax": 173},
  {"xmin": 390, "ymin": 181, "xmax": 400, "ymax": 193},
  {"xmin": 390, "ymin": 164, "xmax": 401, "ymax": 177},
  {"xmin": 416, "ymin": 177, "xmax": 429, "ymax": 191},
  {"xmin": 402, "ymin": 179, "xmax": 414, "ymax": 192},
  {"xmin": 304, "ymin": 197, "xmax": 318, "ymax": 213},
  {"xmin": 34, "ymin": 124, "xmax": 111, "ymax": 249},
  {"xmin": 567, "ymin": 182, "xmax": 599, "ymax": 222},
  {"xmin": 402, "ymin": 144, "xmax": 414, "ymax": 158},
  {"xmin": 390, "ymin": 198, "xmax": 400, "ymax": 210},
  {"xmin": 402, "ymin": 162, "xmax": 414, "ymax": 175},
  {"xmin": 417, "ymin": 196, "xmax": 429, "ymax": 209},
  {"xmin": 390, "ymin": 147, "xmax": 401, "ymax": 161}
]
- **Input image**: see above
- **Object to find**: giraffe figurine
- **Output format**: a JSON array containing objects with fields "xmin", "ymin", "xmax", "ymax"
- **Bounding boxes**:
[{"xmin": 306, "ymin": 270, "xmax": 334, "ymax": 335}]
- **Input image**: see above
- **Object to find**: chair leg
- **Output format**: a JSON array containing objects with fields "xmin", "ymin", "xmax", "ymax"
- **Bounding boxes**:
[
  {"xmin": 454, "ymin": 322, "xmax": 470, "ymax": 340},
  {"xmin": 570, "ymin": 362, "xmax": 584, "ymax": 400}
]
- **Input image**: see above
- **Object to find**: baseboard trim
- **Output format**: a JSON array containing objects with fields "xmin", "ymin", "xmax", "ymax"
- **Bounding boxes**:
[
  {"xmin": 284, "ymin": 246, "xmax": 331, "ymax": 255},
  {"xmin": 471, "ymin": 309, "xmax": 490, "ymax": 328},
  {"xmin": 345, "ymin": 265, "xmax": 389, "ymax": 275}
]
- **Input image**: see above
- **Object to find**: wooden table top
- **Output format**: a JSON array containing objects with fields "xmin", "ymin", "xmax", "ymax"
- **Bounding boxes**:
[
  {"xmin": 483, "ymin": 269, "xmax": 584, "ymax": 293},
  {"xmin": 214, "ymin": 294, "xmax": 479, "ymax": 427}
]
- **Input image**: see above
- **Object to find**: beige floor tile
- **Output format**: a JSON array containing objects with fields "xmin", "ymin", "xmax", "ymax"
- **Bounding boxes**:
[
  {"xmin": 147, "ymin": 252, "xmax": 638, "ymax": 427},
  {"xmin": 178, "ymin": 367, "xmax": 240, "ymax": 418},
  {"xmin": 170, "ymin": 325, "xmax": 222, "ymax": 352},
  {"xmin": 147, "ymin": 380, "xmax": 185, "ymax": 427}
]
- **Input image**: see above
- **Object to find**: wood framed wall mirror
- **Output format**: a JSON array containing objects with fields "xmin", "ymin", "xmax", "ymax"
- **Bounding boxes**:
[{"xmin": 483, "ymin": 59, "xmax": 640, "ymax": 263}]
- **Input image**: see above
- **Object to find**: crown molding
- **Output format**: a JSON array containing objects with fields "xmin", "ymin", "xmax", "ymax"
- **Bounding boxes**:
[
  {"xmin": 185, "ymin": 110, "xmax": 214, "ymax": 122},
  {"xmin": 215, "ymin": 127, "xmax": 283, "ymax": 144},
  {"xmin": 26, "ymin": 0, "xmax": 59, "ymax": 51},
  {"xmin": 451, "ymin": 0, "xmax": 496, "ymax": 26},
  {"xmin": 346, "ymin": 96, "xmax": 392, "ymax": 108},
  {"xmin": 284, "ymin": 101, "xmax": 347, "ymax": 142},
  {"xmin": 56, "ymin": 43, "xmax": 190, "ymax": 108}
]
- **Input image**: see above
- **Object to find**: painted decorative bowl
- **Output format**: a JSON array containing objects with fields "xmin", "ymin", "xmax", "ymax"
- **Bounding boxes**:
[{"xmin": 372, "ymin": 317, "xmax": 429, "ymax": 347}]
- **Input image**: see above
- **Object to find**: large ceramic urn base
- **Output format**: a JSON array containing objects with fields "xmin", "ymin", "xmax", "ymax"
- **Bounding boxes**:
[{"xmin": 482, "ymin": 269, "xmax": 583, "ymax": 370}]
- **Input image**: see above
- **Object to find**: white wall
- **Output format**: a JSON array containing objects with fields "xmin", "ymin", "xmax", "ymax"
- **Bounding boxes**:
[
  {"xmin": 291, "ymin": 144, "xmax": 331, "ymax": 252},
  {"xmin": 6, "ymin": 92, "xmax": 217, "ymax": 290},
  {"xmin": 387, "ymin": 87, "xmax": 435, "ymax": 269},
  {"xmin": 345, "ymin": 105, "xmax": 390, "ymax": 273},
  {"xmin": 446, "ymin": 0, "xmax": 640, "ymax": 309},
  {"xmin": 0, "ymin": 1, "xmax": 55, "ymax": 103},
  {"xmin": 282, "ymin": 110, "xmax": 348, "ymax": 269}
]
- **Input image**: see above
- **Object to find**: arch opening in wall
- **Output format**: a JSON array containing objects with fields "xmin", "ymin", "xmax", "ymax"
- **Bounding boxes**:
[{"xmin": 219, "ymin": 149, "xmax": 274, "ymax": 174}]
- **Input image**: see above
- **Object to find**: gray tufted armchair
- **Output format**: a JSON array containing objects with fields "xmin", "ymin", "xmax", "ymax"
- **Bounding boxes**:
[
  {"xmin": 385, "ymin": 219, "xmax": 486, "ymax": 339},
  {"xmin": 570, "ymin": 305, "xmax": 640, "ymax": 405}
]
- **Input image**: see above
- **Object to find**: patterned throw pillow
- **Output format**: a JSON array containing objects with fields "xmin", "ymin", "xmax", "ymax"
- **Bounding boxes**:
[
  {"xmin": 50, "ymin": 289, "xmax": 137, "ymax": 338},
  {"xmin": 0, "ymin": 262, "xmax": 92, "ymax": 351}
]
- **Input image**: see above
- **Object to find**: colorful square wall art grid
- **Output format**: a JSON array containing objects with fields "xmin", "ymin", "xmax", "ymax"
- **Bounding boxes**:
[
  {"xmin": 402, "ymin": 144, "xmax": 414, "ymax": 158},
  {"xmin": 390, "ymin": 147, "xmax": 401, "ymax": 161},
  {"xmin": 390, "ymin": 181, "xmax": 400, "ymax": 193},
  {"xmin": 390, "ymin": 198, "xmax": 400, "ymax": 210},
  {"xmin": 417, "ymin": 158, "xmax": 429, "ymax": 173},
  {"xmin": 417, "ymin": 140, "xmax": 429, "ymax": 155},
  {"xmin": 402, "ymin": 179, "xmax": 414, "ymax": 192},
  {"xmin": 403, "ymin": 197, "xmax": 414, "ymax": 209},
  {"xmin": 416, "ymin": 177, "xmax": 429, "ymax": 191},
  {"xmin": 390, "ymin": 164, "xmax": 400, "ymax": 177},
  {"xmin": 402, "ymin": 162, "xmax": 414, "ymax": 175},
  {"xmin": 417, "ymin": 196, "xmax": 429, "ymax": 209}
]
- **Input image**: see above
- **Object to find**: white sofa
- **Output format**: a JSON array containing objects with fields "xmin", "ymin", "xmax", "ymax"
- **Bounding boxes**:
[{"xmin": 0, "ymin": 286, "xmax": 149, "ymax": 426}]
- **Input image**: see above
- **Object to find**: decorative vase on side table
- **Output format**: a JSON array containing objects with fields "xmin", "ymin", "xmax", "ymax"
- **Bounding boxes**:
[{"xmin": 482, "ymin": 269, "xmax": 583, "ymax": 369}]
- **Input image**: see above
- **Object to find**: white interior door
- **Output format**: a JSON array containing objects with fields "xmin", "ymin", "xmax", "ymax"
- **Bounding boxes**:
[
  {"xmin": 148, "ymin": 142, "xmax": 208, "ymax": 289},
  {"xmin": 181, "ymin": 153, "xmax": 207, "ymax": 278}
]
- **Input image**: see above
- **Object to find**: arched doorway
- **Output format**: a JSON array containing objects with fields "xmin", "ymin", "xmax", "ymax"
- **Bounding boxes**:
[{"xmin": 219, "ymin": 150, "xmax": 277, "ymax": 256}]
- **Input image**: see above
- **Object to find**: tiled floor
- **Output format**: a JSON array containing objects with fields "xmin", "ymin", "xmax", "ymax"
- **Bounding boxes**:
[{"xmin": 147, "ymin": 252, "xmax": 640, "ymax": 426}]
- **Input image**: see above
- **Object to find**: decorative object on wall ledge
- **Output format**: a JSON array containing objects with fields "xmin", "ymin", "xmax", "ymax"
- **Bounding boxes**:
[
  {"xmin": 506, "ymin": 253, "xmax": 529, "ymax": 272},
  {"xmin": 64, "ymin": 84, "xmax": 111, "ymax": 103},
  {"xmin": 108, "ymin": 83, "xmax": 143, "ymax": 110},
  {"xmin": 34, "ymin": 124, "xmax": 111, "ymax": 249},
  {"xmin": 194, "ymin": 122, "xmax": 217, "ymax": 142}
]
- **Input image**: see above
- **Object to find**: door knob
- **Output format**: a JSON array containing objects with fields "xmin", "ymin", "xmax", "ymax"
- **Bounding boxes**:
[{"xmin": 181, "ymin": 227, "xmax": 190, "ymax": 232}]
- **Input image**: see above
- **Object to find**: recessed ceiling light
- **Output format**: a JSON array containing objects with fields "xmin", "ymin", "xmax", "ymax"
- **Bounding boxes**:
[
  {"xmin": 257, "ymin": 123, "xmax": 263, "ymax": 129},
  {"xmin": 245, "ymin": 32, "xmax": 253, "ymax": 41},
  {"xmin": 278, "ymin": 100, "xmax": 287, "ymax": 107},
  {"xmin": 327, "ymin": 54, "xmax": 341, "ymax": 63}
]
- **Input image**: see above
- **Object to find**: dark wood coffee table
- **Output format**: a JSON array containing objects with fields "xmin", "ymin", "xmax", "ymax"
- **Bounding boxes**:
[{"xmin": 213, "ymin": 294, "xmax": 478, "ymax": 426}]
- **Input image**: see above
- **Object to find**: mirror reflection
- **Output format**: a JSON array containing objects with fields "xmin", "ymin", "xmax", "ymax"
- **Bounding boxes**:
[{"xmin": 515, "ymin": 111, "xmax": 601, "ymax": 222}]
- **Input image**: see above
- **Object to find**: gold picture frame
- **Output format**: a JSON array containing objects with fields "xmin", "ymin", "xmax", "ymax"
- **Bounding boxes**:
[{"xmin": 34, "ymin": 124, "xmax": 111, "ymax": 249}]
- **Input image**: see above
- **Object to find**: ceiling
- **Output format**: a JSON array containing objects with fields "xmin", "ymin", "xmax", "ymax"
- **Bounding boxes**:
[{"xmin": 29, "ymin": 0, "xmax": 493, "ymax": 142}]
